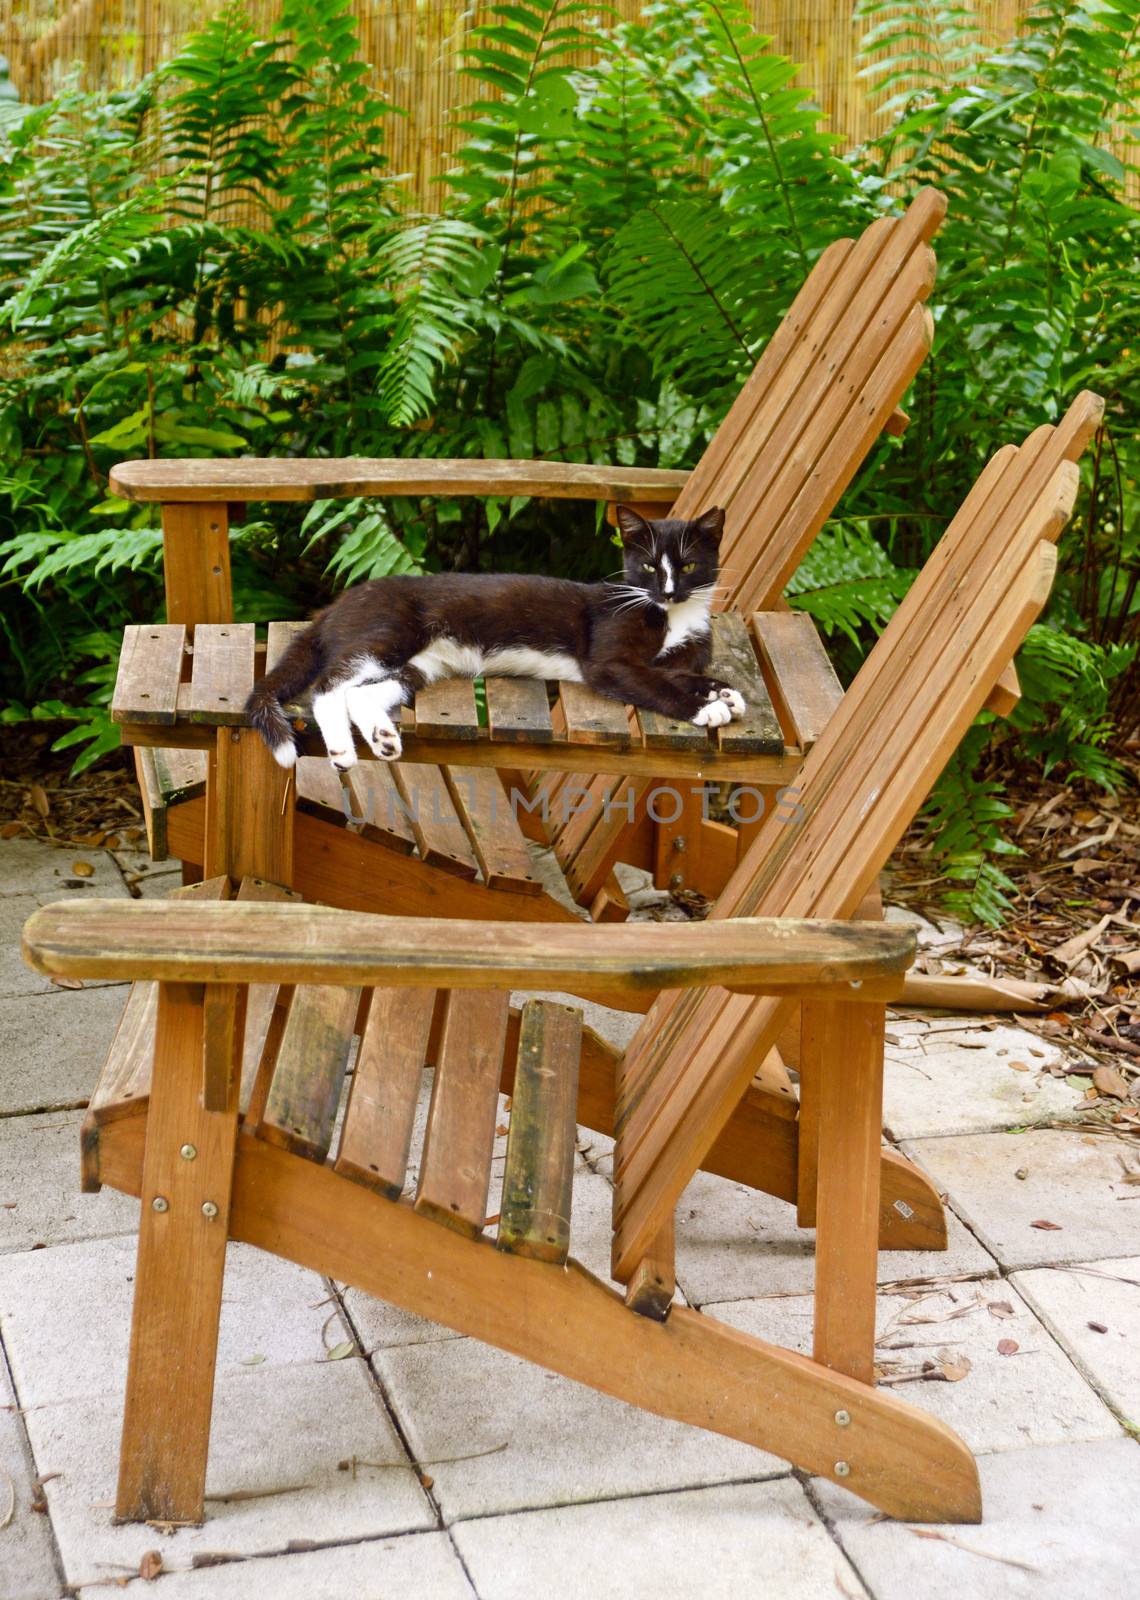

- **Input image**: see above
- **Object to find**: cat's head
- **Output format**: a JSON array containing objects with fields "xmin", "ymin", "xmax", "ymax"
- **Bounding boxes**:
[{"xmin": 614, "ymin": 505, "xmax": 724, "ymax": 608}]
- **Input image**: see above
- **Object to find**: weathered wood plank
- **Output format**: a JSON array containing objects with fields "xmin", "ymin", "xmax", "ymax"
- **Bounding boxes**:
[
  {"xmin": 336, "ymin": 987, "xmax": 437, "ymax": 1198},
  {"xmin": 390, "ymin": 762, "xmax": 480, "ymax": 879},
  {"xmin": 112, "ymin": 625, "xmax": 186, "ymax": 725},
  {"xmin": 24, "ymin": 899, "xmax": 916, "ymax": 996},
  {"xmin": 118, "ymin": 717, "xmax": 805, "ymax": 784},
  {"xmin": 205, "ymin": 727, "xmax": 294, "ymax": 885},
  {"xmin": 635, "ymin": 706, "xmax": 709, "ymax": 751},
  {"xmin": 708, "ymin": 614, "xmax": 784, "ymax": 754},
  {"xmin": 443, "ymin": 766, "xmax": 542, "ymax": 895},
  {"xmin": 161, "ymin": 502, "xmax": 232, "ymax": 629},
  {"xmin": 498, "ymin": 999, "xmax": 582, "ymax": 1263},
  {"xmin": 485, "ymin": 676, "xmax": 554, "ymax": 743},
  {"xmin": 341, "ymin": 763, "xmax": 418, "ymax": 855},
  {"xmin": 265, "ymin": 619, "xmax": 309, "ymax": 673},
  {"xmin": 115, "ymin": 978, "xmax": 238, "ymax": 1523},
  {"xmin": 184, "ymin": 623, "xmax": 256, "ymax": 724},
  {"xmin": 413, "ymin": 677, "xmax": 480, "ymax": 740},
  {"xmin": 257, "ymin": 981, "xmax": 361, "ymax": 1163},
  {"xmin": 110, "ymin": 458, "xmax": 690, "ymax": 504},
  {"xmin": 558, "ymin": 682, "xmax": 633, "ymax": 747},
  {"xmin": 414, "ymin": 990, "xmax": 511, "ymax": 1236},
  {"xmin": 810, "ymin": 999, "xmax": 885, "ymax": 1384},
  {"xmin": 751, "ymin": 611, "xmax": 843, "ymax": 751}
]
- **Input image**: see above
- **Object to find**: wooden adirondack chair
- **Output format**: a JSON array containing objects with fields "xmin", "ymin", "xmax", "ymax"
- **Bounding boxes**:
[
  {"xmin": 24, "ymin": 395, "xmax": 1100, "ymax": 1530},
  {"xmin": 111, "ymin": 189, "xmax": 946, "ymax": 922}
]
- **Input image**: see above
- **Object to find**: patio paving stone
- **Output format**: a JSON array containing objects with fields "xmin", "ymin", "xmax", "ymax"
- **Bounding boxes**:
[
  {"xmin": 23, "ymin": 1359, "xmax": 432, "ymax": 1589},
  {"xmin": 0, "ymin": 1110, "xmax": 138, "ymax": 1255},
  {"xmin": 453, "ymin": 1478, "xmax": 869, "ymax": 1600},
  {"xmin": 815, "ymin": 1437, "xmax": 1140, "ymax": 1600},
  {"xmin": 1011, "ymin": 1255, "xmax": 1140, "ymax": 1421},
  {"xmin": 0, "ymin": 986, "xmax": 130, "ymax": 1113},
  {"xmin": 0, "ymin": 1353, "xmax": 63, "ymax": 1600},
  {"xmin": 0, "ymin": 839, "xmax": 128, "ymax": 901},
  {"xmin": 900, "ymin": 1128, "xmax": 1139, "ymax": 1268}
]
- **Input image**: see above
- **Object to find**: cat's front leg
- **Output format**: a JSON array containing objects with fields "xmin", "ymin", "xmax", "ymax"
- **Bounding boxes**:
[
  {"xmin": 345, "ymin": 679, "xmax": 404, "ymax": 762},
  {"xmin": 692, "ymin": 680, "xmax": 747, "ymax": 728}
]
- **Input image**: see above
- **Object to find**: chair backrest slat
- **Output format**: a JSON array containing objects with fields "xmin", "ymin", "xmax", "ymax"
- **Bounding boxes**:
[
  {"xmin": 552, "ymin": 191, "xmax": 946, "ymax": 892},
  {"xmin": 609, "ymin": 393, "xmax": 1103, "ymax": 1281}
]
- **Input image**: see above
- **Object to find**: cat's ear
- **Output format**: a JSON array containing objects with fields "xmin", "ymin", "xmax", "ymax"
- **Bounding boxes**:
[
  {"xmin": 692, "ymin": 506, "xmax": 725, "ymax": 545},
  {"xmin": 615, "ymin": 505, "xmax": 654, "ymax": 546}
]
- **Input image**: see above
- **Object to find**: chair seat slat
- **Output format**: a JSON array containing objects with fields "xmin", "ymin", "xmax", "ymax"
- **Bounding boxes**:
[
  {"xmin": 112, "ymin": 625, "xmax": 185, "ymax": 725},
  {"xmin": 414, "ymin": 990, "xmax": 510, "ymax": 1237},
  {"xmin": 498, "ymin": 999, "xmax": 582, "ymax": 1264},
  {"xmin": 336, "ymin": 987, "xmax": 438, "ymax": 1197}
]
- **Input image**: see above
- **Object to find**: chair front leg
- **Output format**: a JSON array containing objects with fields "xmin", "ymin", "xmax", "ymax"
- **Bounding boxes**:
[
  {"xmin": 117, "ymin": 980, "xmax": 242, "ymax": 1523},
  {"xmin": 803, "ymin": 997, "xmax": 885, "ymax": 1386}
]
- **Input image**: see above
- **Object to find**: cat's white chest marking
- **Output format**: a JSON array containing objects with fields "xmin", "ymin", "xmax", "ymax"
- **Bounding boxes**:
[
  {"xmin": 657, "ymin": 594, "xmax": 711, "ymax": 657},
  {"xmin": 409, "ymin": 637, "xmax": 583, "ymax": 684}
]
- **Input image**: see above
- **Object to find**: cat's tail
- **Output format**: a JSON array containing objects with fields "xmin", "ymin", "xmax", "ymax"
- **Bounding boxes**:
[{"xmin": 244, "ymin": 624, "xmax": 323, "ymax": 769}]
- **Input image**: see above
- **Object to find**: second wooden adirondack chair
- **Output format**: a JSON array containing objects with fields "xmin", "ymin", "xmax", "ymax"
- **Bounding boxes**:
[
  {"xmin": 24, "ymin": 393, "xmax": 1101, "ymax": 1533},
  {"xmin": 112, "ymin": 189, "xmax": 946, "ymax": 921}
]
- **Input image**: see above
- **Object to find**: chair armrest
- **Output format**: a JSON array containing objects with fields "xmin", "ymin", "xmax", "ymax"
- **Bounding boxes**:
[
  {"xmin": 24, "ymin": 900, "xmax": 914, "ymax": 1001},
  {"xmin": 109, "ymin": 458, "xmax": 690, "ymax": 505}
]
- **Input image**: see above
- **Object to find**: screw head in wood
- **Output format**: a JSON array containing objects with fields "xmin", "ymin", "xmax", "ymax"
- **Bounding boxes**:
[
  {"xmin": 180, "ymin": 1143, "xmax": 197, "ymax": 1160},
  {"xmin": 834, "ymin": 1410, "xmax": 851, "ymax": 1427},
  {"xmin": 669, "ymin": 872, "xmax": 684, "ymax": 888},
  {"xmin": 834, "ymin": 1460, "xmax": 851, "ymax": 1477},
  {"xmin": 151, "ymin": 1196, "xmax": 169, "ymax": 1213},
  {"xmin": 201, "ymin": 1201, "xmax": 219, "ymax": 1220}
]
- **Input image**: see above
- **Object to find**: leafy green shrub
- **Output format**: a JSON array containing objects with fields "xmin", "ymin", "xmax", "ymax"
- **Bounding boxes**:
[{"xmin": 0, "ymin": 0, "xmax": 1135, "ymax": 920}]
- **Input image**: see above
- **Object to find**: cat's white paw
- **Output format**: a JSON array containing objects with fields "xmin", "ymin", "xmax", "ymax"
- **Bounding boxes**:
[
  {"xmin": 693, "ymin": 699, "xmax": 732, "ymax": 729},
  {"xmin": 367, "ymin": 723, "xmax": 403, "ymax": 761},
  {"xmin": 327, "ymin": 747, "xmax": 357, "ymax": 773},
  {"xmin": 712, "ymin": 686, "xmax": 746, "ymax": 719}
]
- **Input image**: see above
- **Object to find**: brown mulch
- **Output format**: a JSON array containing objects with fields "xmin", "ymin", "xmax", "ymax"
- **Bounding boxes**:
[
  {"xmin": 0, "ymin": 724, "xmax": 146, "ymax": 854},
  {"xmin": 883, "ymin": 751, "xmax": 1140, "ymax": 1133}
]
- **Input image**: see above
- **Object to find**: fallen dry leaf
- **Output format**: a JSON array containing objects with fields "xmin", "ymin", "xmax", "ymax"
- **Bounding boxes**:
[
  {"xmin": 0, "ymin": 822, "xmax": 23, "ymax": 839},
  {"xmin": 941, "ymin": 1358, "xmax": 972, "ymax": 1382},
  {"xmin": 997, "ymin": 1338, "xmax": 1020, "ymax": 1356},
  {"xmin": 1088, "ymin": 1321, "xmax": 1108, "ymax": 1333},
  {"xmin": 325, "ymin": 1341, "xmax": 354, "ymax": 1361},
  {"xmin": 987, "ymin": 1300, "xmax": 1016, "ymax": 1319},
  {"xmin": 28, "ymin": 784, "xmax": 50, "ymax": 819},
  {"xmin": 1030, "ymin": 1219, "xmax": 1063, "ymax": 1230},
  {"xmin": 1093, "ymin": 1064, "xmax": 1130, "ymax": 1100},
  {"xmin": 1008, "ymin": 1060, "xmax": 1030, "ymax": 1072},
  {"xmin": 138, "ymin": 1551, "xmax": 164, "ymax": 1581},
  {"xmin": 70, "ymin": 859, "xmax": 94, "ymax": 878}
]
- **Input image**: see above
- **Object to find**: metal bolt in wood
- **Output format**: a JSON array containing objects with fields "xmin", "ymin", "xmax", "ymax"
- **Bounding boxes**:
[
  {"xmin": 201, "ymin": 1201, "xmax": 219, "ymax": 1219},
  {"xmin": 151, "ymin": 1196, "xmax": 169, "ymax": 1213},
  {"xmin": 835, "ymin": 1410, "xmax": 851, "ymax": 1426},
  {"xmin": 834, "ymin": 1461, "xmax": 851, "ymax": 1477},
  {"xmin": 180, "ymin": 1143, "xmax": 197, "ymax": 1160}
]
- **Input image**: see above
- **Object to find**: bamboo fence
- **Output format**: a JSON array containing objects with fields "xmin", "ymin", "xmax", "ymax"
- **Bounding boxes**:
[{"xmin": 1, "ymin": 1, "xmax": 1034, "ymax": 204}]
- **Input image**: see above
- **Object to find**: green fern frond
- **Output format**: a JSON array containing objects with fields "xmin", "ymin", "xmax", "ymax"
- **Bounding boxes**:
[{"xmin": 785, "ymin": 524, "xmax": 914, "ymax": 645}]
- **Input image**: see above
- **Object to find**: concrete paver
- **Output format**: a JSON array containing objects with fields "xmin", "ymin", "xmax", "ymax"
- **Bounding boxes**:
[
  {"xmin": 75, "ymin": 1531, "xmax": 475, "ymax": 1598},
  {"xmin": 1012, "ymin": 1256, "xmax": 1140, "ymax": 1421},
  {"xmin": 24, "ymin": 1359, "xmax": 433, "ymax": 1589},
  {"xmin": 453, "ymin": 1479, "xmax": 870, "ymax": 1600},
  {"xmin": 815, "ymin": 1437, "xmax": 1140, "ymax": 1600},
  {"xmin": 900, "ymin": 1128, "xmax": 1139, "ymax": 1268},
  {"xmin": 0, "ymin": 985, "xmax": 131, "ymax": 1113},
  {"xmin": 1, "ymin": 1110, "xmax": 138, "ymax": 1255},
  {"xmin": 373, "ymin": 1334, "xmax": 786, "ymax": 1522},
  {"xmin": 0, "ymin": 1353, "xmax": 63, "ymax": 1600}
]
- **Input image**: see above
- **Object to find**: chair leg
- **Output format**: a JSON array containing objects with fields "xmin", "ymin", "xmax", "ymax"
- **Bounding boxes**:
[
  {"xmin": 808, "ymin": 999, "xmax": 885, "ymax": 1385},
  {"xmin": 116, "ymin": 981, "xmax": 240, "ymax": 1523},
  {"xmin": 205, "ymin": 727, "xmax": 294, "ymax": 885},
  {"xmin": 624, "ymin": 1215, "xmax": 675, "ymax": 1320}
]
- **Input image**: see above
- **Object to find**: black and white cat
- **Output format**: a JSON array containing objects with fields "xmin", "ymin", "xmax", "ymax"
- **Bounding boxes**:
[{"xmin": 246, "ymin": 505, "xmax": 745, "ymax": 771}]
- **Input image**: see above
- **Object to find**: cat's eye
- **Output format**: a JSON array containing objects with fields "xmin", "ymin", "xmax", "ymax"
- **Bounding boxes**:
[
  {"xmin": 682, "ymin": 562, "xmax": 697, "ymax": 573},
  {"xmin": 642, "ymin": 562, "xmax": 654, "ymax": 573}
]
